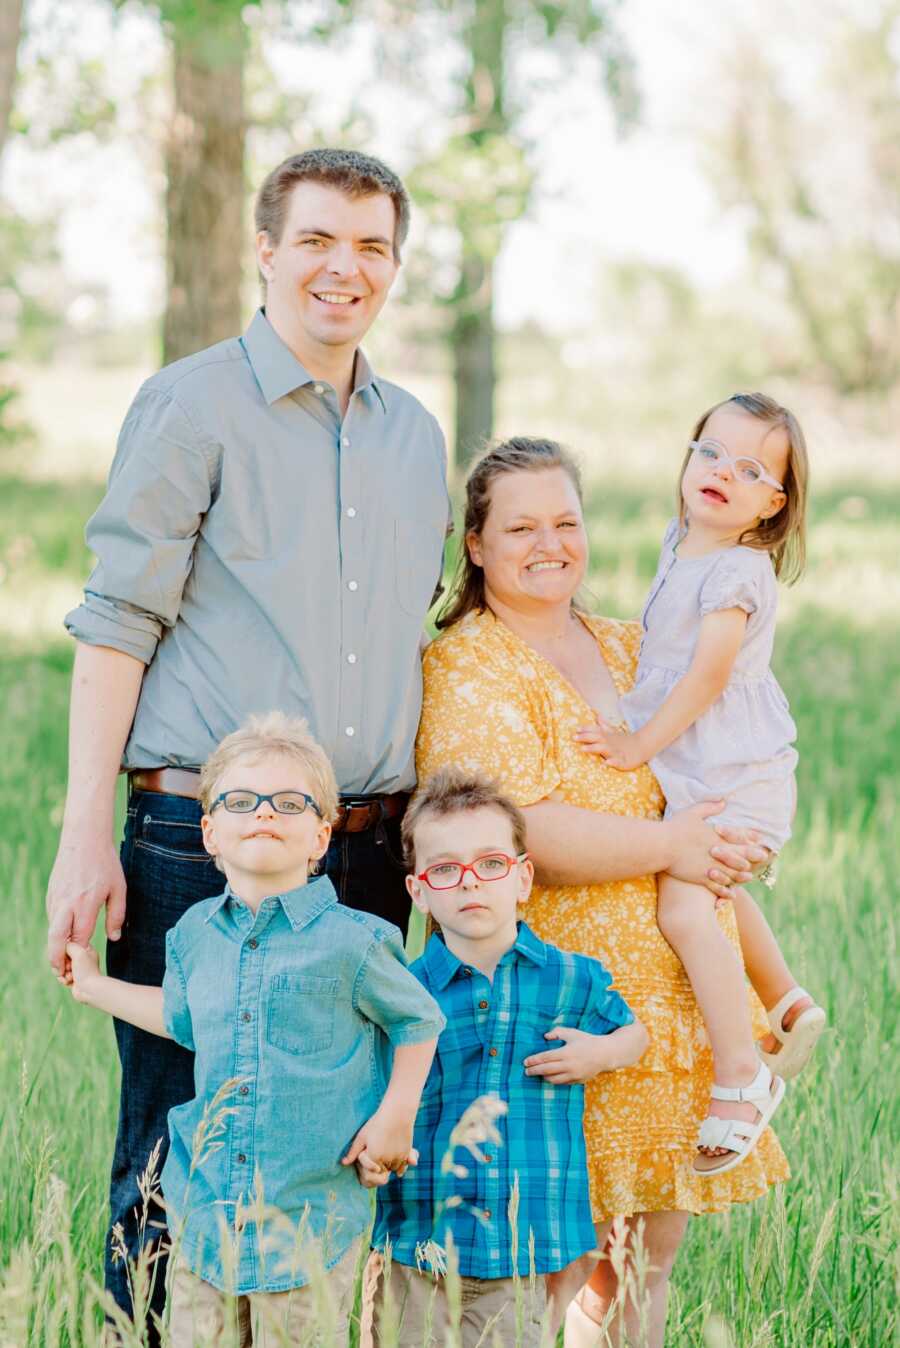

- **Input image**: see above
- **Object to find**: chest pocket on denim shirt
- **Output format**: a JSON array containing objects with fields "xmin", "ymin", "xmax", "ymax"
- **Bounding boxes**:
[
  {"xmin": 267, "ymin": 973, "xmax": 338, "ymax": 1055},
  {"xmin": 395, "ymin": 519, "xmax": 444, "ymax": 618}
]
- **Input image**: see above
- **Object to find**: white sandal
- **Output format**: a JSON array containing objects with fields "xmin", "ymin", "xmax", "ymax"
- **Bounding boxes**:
[
  {"xmin": 564, "ymin": 1292, "xmax": 605, "ymax": 1347},
  {"xmin": 757, "ymin": 986, "xmax": 827, "ymax": 1080},
  {"xmin": 693, "ymin": 1061, "xmax": 785, "ymax": 1176}
]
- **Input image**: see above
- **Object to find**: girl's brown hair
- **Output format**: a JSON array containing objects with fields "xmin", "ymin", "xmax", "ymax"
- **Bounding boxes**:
[
  {"xmin": 437, "ymin": 437, "xmax": 584, "ymax": 630},
  {"xmin": 678, "ymin": 392, "xmax": 809, "ymax": 583}
]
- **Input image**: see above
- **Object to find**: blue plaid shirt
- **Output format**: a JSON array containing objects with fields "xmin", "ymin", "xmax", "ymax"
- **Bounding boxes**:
[{"xmin": 372, "ymin": 923, "xmax": 634, "ymax": 1278}]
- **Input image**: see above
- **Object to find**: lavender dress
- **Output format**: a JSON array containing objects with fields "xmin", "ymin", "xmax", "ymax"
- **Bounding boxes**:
[{"xmin": 621, "ymin": 519, "xmax": 797, "ymax": 852}]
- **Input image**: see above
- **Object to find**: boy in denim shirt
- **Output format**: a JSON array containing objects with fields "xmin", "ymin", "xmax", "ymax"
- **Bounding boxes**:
[
  {"xmin": 362, "ymin": 770, "xmax": 647, "ymax": 1347},
  {"xmin": 64, "ymin": 712, "xmax": 444, "ymax": 1346}
]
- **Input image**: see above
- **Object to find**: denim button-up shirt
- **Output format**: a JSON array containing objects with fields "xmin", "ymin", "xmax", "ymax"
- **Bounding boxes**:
[
  {"xmin": 372, "ymin": 923, "xmax": 634, "ymax": 1278},
  {"xmin": 160, "ymin": 875, "xmax": 445, "ymax": 1293},
  {"xmin": 65, "ymin": 309, "xmax": 450, "ymax": 793}
]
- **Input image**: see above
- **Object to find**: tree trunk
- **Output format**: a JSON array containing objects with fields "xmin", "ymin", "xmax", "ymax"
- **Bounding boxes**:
[
  {"xmin": 163, "ymin": 6, "xmax": 247, "ymax": 364},
  {"xmin": 0, "ymin": 0, "xmax": 24, "ymax": 159},
  {"xmin": 452, "ymin": 0, "xmax": 506, "ymax": 469}
]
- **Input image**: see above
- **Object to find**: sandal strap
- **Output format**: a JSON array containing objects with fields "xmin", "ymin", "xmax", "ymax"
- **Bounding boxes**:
[
  {"xmin": 766, "ymin": 987, "xmax": 811, "ymax": 1043},
  {"xmin": 709, "ymin": 1062, "xmax": 774, "ymax": 1104},
  {"xmin": 697, "ymin": 1114, "xmax": 756, "ymax": 1153}
]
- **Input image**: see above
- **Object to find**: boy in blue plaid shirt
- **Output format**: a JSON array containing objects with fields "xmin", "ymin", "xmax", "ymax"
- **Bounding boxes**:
[{"xmin": 361, "ymin": 770, "xmax": 648, "ymax": 1347}]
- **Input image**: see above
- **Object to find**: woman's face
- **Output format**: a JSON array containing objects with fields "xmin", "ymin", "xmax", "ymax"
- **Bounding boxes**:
[{"xmin": 467, "ymin": 467, "xmax": 588, "ymax": 612}]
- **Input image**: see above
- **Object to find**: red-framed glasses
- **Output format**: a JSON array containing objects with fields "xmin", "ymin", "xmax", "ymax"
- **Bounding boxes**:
[{"xmin": 416, "ymin": 852, "xmax": 529, "ymax": 891}]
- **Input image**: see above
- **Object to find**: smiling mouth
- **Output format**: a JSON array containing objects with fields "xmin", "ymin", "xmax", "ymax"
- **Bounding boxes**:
[
  {"xmin": 526, "ymin": 560, "xmax": 566, "ymax": 572},
  {"xmin": 311, "ymin": 292, "xmax": 362, "ymax": 307},
  {"xmin": 701, "ymin": 487, "xmax": 729, "ymax": 504}
]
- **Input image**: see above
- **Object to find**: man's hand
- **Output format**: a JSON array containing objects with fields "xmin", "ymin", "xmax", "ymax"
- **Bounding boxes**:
[
  {"xmin": 523, "ymin": 1026, "xmax": 615, "ymax": 1084},
  {"xmin": 46, "ymin": 835, "xmax": 127, "ymax": 977},
  {"xmin": 574, "ymin": 719, "xmax": 647, "ymax": 771},
  {"xmin": 664, "ymin": 803, "xmax": 768, "ymax": 900},
  {"xmin": 342, "ymin": 1105, "xmax": 416, "ymax": 1176}
]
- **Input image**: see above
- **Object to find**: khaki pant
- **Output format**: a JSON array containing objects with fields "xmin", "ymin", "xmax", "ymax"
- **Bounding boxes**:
[
  {"xmin": 167, "ymin": 1238, "xmax": 362, "ymax": 1347},
  {"xmin": 359, "ymin": 1250, "xmax": 549, "ymax": 1348}
]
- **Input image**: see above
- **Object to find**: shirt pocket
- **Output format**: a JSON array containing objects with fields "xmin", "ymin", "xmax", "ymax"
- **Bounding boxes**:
[
  {"xmin": 266, "ymin": 973, "xmax": 338, "ymax": 1055},
  {"xmin": 394, "ymin": 518, "xmax": 445, "ymax": 618}
]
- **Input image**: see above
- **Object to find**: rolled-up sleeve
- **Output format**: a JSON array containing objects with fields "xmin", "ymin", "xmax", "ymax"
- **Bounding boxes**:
[
  {"xmin": 354, "ymin": 930, "xmax": 446, "ymax": 1045},
  {"xmin": 162, "ymin": 931, "xmax": 194, "ymax": 1050},
  {"xmin": 64, "ymin": 387, "xmax": 214, "ymax": 664}
]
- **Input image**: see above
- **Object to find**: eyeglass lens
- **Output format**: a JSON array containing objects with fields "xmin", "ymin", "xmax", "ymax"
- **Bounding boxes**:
[
  {"xmin": 222, "ymin": 791, "xmax": 314, "ymax": 815},
  {"xmin": 424, "ymin": 854, "xmax": 514, "ymax": 889},
  {"xmin": 696, "ymin": 442, "xmax": 763, "ymax": 483}
]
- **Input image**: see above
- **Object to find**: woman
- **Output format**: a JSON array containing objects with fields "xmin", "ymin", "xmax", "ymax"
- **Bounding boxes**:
[{"xmin": 416, "ymin": 438, "xmax": 794, "ymax": 1346}]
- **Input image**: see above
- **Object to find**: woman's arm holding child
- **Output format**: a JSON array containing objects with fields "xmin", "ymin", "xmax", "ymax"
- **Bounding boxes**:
[
  {"xmin": 63, "ymin": 940, "xmax": 169, "ymax": 1038},
  {"xmin": 579, "ymin": 607, "xmax": 748, "ymax": 770},
  {"xmin": 523, "ymin": 1019, "xmax": 649, "ymax": 1085}
]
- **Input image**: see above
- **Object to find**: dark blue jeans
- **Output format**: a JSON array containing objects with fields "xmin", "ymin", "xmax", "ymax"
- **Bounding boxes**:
[{"xmin": 105, "ymin": 788, "xmax": 410, "ymax": 1339}]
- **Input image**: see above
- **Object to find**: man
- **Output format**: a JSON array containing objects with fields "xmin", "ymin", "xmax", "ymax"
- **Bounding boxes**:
[{"xmin": 46, "ymin": 148, "xmax": 450, "ymax": 1334}]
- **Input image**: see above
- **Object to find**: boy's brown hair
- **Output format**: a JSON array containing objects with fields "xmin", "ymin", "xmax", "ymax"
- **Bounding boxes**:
[{"xmin": 402, "ymin": 768, "xmax": 527, "ymax": 869}]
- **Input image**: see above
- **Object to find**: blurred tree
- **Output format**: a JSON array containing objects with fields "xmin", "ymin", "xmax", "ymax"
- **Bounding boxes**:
[
  {"xmin": 0, "ymin": 0, "xmax": 23, "ymax": 156},
  {"xmin": 400, "ymin": 0, "xmax": 636, "ymax": 467},
  {"xmin": 706, "ymin": 3, "xmax": 900, "ymax": 393}
]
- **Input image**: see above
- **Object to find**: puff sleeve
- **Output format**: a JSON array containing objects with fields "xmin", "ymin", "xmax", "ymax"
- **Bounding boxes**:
[{"xmin": 698, "ymin": 549, "xmax": 771, "ymax": 618}]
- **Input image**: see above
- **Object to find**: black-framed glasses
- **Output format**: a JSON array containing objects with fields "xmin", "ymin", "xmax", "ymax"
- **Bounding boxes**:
[
  {"xmin": 210, "ymin": 790, "xmax": 324, "ymax": 819},
  {"xmin": 416, "ymin": 852, "xmax": 529, "ymax": 891}
]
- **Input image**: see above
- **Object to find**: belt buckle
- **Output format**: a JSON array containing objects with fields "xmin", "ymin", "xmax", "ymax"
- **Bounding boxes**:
[{"xmin": 339, "ymin": 795, "xmax": 384, "ymax": 830}]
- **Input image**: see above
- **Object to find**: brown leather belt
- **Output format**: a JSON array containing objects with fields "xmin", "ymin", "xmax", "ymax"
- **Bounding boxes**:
[{"xmin": 129, "ymin": 767, "xmax": 407, "ymax": 834}]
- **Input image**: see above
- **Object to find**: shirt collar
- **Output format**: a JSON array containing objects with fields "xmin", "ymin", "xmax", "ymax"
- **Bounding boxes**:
[
  {"xmin": 242, "ymin": 308, "xmax": 385, "ymax": 411},
  {"xmin": 421, "ymin": 920, "xmax": 548, "ymax": 990},
  {"xmin": 205, "ymin": 874, "xmax": 338, "ymax": 932}
]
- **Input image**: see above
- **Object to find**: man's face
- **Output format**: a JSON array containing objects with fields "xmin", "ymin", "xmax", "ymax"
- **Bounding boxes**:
[{"xmin": 256, "ymin": 181, "xmax": 399, "ymax": 355}]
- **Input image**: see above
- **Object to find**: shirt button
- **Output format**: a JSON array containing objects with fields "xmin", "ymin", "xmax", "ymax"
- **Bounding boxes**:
[
  {"xmin": 488, "ymin": 1047, "xmax": 498, "ymax": 1057},
  {"xmin": 462, "ymin": 967, "xmax": 472, "ymax": 978},
  {"xmin": 236, "ymin": 1152, "xmax": 247, "ymax": 1164},
  {"xmin": 239, "ymin": 1085, "xmax": 250, "ymax": 1096},
  {"xmin": 341, "ymin": 435, "xmax": 350, "ymax": 447},
  {"xmin": 247, "ymin": 938, "xmax": 258, "ymax": 949},
  {"xmin": 314, "ymin": 383, "xmax": 324, "ymax": 395},
  {"xmin": 347, "ymin": 653, "xmax": 357, "ymax": 664},
  {"xmin": 345, "ymin": 726, "xmax": 355, "ymax": 737},
  {"xmin": 348, "ymin": 580, "xmax": 358, "ymax": 592},
  {"xmin": 346, "ymin": 506, "xmax": 357, "ymax": 518},
  {"xmin": 478, "ymin": 1000, "xmax": 489, "ymax": 1010},
  {"xmin": 241, "ymin": 1011, "xmax": 251, "ymax": 1023},
  {"xmin": 483, "ymin": 1209, "xmax": 492, "ymax": 1219}
]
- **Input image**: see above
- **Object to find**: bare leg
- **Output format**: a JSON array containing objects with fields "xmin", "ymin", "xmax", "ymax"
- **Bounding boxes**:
[
  {"xmin": 657, "ymin": 874, "xmax": 761, "ymax": 1151},
  {"xmin": 547, "ymin": 1222, "xmax": 611, "ymax": 1337},
  {"xmin": 570, "ymin": 1211, "xmax": 690, "ymax": 1348},
  {"xmin": 729, "ymin": 887, "xmax": 814, "ymax": 1052}
]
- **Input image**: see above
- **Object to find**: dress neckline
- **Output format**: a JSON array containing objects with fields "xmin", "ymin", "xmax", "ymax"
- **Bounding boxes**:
[{"xmin": 483, "ymin": 607, "xmax": 633, "ymax": 711}]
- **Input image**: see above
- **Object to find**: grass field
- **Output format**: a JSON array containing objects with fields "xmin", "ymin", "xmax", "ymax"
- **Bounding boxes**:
[{"xmin": 0, "ymin": 438, "xmax": 897, "ymax": 1344}]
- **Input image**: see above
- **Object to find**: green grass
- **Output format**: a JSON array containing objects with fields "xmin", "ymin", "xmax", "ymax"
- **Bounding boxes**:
[{"xmin": 0, "ymin": 468, "xmax": 897, "ymax": 1346}]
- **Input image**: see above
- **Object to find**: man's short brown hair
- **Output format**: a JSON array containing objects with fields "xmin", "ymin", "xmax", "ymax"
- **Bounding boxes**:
[
  {"xmin": 401, "ymin": 768, "xmax": 527, "ymax": 869},
  {"xmin": 254, "ymin": 148, "xmax": 411, "ymax": 262}
]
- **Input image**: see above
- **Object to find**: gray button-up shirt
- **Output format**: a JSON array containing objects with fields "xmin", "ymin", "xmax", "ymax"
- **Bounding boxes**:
[{"xmin": 65, "ymin": 309, "xmax": 450, "ymax": 793}]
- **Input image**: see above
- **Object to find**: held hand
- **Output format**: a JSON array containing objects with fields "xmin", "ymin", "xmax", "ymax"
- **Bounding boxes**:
[
  {"xmin": 665, "ymin": 803, "xmax": 768, "ymax": 900},
  {"xmin": 46, "ymin": 836, "xmax": 127, "ymax": 977},
  {"xmin": 523, "ymin": 1026, "xmax": 613, "ymax": 1085},
  {"xmin": 63, "ymin": 940, "xmax": 102, "ymax": 1001},
  {"xmin": 354, "ymin": 1146, "xmax": 419, "ymax": 1189},
  {"xmin": 341, "ymin": 1106, "xmax": 415, "ymax": 1175},
  {"xmin": 574, "ymin": 719, "xmax": 647, "ymax": 772}
]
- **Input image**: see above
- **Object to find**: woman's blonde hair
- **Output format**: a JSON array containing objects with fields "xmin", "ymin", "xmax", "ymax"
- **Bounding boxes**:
[
  {"xmin": 199, "ymin": 711, "xmax": 339, "ymax": 825},
  {"xmin": 677, "ymin": 392, "xmax": 809, "ymax": 583},
  {"xmin": 437, "ymin": 436, "xmax": 583, "ymax": 629}
]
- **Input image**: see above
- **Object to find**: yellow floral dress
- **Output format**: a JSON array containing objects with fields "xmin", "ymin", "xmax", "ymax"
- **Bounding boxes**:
[{"xmin": 417, "ymin": 608, "xmax": 789, "ymax": 1219}]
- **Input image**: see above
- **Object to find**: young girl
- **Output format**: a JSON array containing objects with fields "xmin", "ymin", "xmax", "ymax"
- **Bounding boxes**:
[{"xmin": 584, "ymin": 392, "xmax": 826, "ymax": 1175}]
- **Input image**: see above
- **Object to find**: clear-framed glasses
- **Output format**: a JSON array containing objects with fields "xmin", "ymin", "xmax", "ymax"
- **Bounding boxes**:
[
  {"xmin": 689, "ymin": 439, "xmax": 784, "ymax": 490},
  {"xmin": 210, "ymin": 789, "xmax": 323, "ymax": 819},
  {"xmin": 416, "ymin": 852, "xmax": 529, "ymax": 891}
]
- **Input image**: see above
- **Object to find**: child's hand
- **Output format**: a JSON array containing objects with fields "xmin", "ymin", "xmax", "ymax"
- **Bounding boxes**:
[
  {"xmin": 64, "ymin": 941, "xmax": 102, "ymax": 1003},
  {"xmin": 354, "ymin": 1146, "xmax": 419, "ymax": 1188},
  {"xmin": 523, "ymin": 1026, "xmax": 618, "ymax": 1084},
  {"xmin": 341, "ymin": 1106, "xmax": 415, "ymax": 1175},
  {"xmin": 574, "ymin": 718, "xmax": 647, "ymax": 771}
]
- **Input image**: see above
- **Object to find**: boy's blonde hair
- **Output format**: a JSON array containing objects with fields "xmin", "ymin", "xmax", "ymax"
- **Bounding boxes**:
[
  {"xmin": 199, "ymin": 712, "xmax": 339, "ymax": 825},
  {"xmin": 402, "ymin": 768, "xmax": 527, "ymax": 868},
  {"xmin": 677, "ymin": 391, "xmax": 809, "ymax": 583}
]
